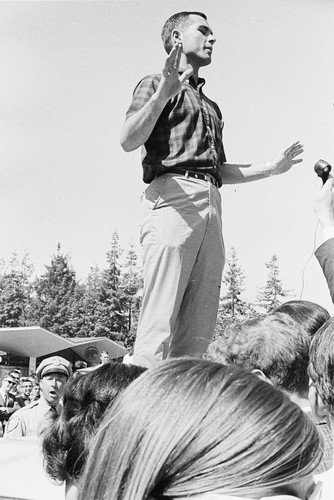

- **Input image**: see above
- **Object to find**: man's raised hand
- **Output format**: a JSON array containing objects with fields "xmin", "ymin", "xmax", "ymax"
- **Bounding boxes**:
[{"xmin": 158, "ymin": 43, "xmax": 193, "ymax": 101}]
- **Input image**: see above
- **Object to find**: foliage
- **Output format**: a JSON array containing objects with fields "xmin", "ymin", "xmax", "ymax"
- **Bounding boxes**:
[
  {"xmin": 27, "ymin": 244, "xmax": 79, "ymax": 337},
  {"xmin": 220, "ymin": 248, "xmax": 248, "ymax": 319},
  {"xmin": 215, "ymin": 248, "xmax": 259, "ymax": 337},
  {"xmin": 256, "ymin": 254, "xmax": 292, "ymax": 312},
  {"xmin": 0, "ymin": 240, "xmax": 292, "ymax": 352},
  {"xmin": 0, "ymin": 253, "xmax": 34, "ymax": 327}
]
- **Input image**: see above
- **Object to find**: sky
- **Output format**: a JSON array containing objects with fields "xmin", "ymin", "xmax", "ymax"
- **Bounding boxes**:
[{"xmin": 0, "ymin": 0, "xmax": 333, "ymax": 312}]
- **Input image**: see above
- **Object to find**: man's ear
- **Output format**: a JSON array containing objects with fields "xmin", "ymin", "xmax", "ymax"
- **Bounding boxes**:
[
  {"xmin": 172, "ymin": 29, "xmax": 182, "ymax": 45},
  {"xmin": 251, "ymin": 369, "xmax": 273, "ymax": 385},
  {"xmin": 309, "ymin": 383, "xmax": 328, "ymax": 421}
]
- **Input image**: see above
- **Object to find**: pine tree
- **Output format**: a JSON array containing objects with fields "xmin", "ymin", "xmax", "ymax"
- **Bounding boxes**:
[
  {"xmin": 119, "ymin": 241, "xmax": 143, "ymax": 347},
  {"xmin": 91, "ymin": 232, "xmax": 127, "ymax": 341},
  {"xmin": 70, "ymin": 265, "xmax": 104, "ymax": 338},
  {"xmin": 215, "ymin": 248, "xmax": 258, "ymax": 338},
  {"xmin": 220, "ymin": 248, "xmax": 248, "ymax": 319},
  {"xmin": 256, "ymin": 254, "xmax": 292, "ymax": 312},
  {"xmin": 0, "ymin": 253, "xmax": 34, "ymax": 327},
  {"xmin": 29, "ymin": 244, "xmax": 79, "ymax": 336}
]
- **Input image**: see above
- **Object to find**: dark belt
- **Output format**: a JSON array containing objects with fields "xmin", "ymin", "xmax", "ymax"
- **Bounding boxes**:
[{"xmin": 156, "ymin": 168, "xmax": 219, "ymax": 188}]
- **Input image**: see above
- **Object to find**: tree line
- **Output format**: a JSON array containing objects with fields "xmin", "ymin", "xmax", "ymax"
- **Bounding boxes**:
[{"xmin": 0, "ymin": 233, "xmax": 292, "ymax": 349}]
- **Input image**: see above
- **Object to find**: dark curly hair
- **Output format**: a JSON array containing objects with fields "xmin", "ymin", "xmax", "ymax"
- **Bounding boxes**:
[
  {"xmin": 42, "ymin": 362, "xmax": 146, "ymax": 483},
  {"xmin": 207, "ymin": 312, "xmax": 310, "ymax": 395}
]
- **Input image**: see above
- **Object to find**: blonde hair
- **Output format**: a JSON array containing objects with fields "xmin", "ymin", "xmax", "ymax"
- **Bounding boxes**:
[{"xmin": 78, "ymin": 359, "xmax": 321, "ymax": 500}]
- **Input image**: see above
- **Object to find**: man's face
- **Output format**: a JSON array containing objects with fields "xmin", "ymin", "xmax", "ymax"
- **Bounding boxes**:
[
  {"xmin": 40, "ymin": 372, "xmax": 67, "ymax": 407},
  {"xmin": 1, "ymin": 379, "xmax": 15, "ymax": 395},
  {"xmin": 21, "ymin": 381, "xmax": 33, "ymax": 397},
  {"xmin": 9, "ymin": 373, "xmax": 20, "ymax": 392},
  {"xmin": 100, "ymin": 353, "xmax": 110, "ymax": 364},
  {"xmin": 32, "ymin": 385, "xmax": 40, "ymax": 397},
  {"xmin": 179, "ymin": 15, "xmax": 216, "ymax": 68}
]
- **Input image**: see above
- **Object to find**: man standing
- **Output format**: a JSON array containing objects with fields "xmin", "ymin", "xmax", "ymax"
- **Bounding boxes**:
[
  {"xmin": 121, "ymin": 11, "xmax": 303, "ymax": 368},
  {"xmin": 4, "ymin": 356, "xmax": 72, "ymax": 438},
  {"xmin": 0, "ymin": 375, "xmax": 20, "ymax": 437}
]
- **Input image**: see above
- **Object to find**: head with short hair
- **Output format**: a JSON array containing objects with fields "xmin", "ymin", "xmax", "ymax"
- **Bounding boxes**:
[
  {"xmin": 99, "ymin": 351, "xmax": 110, "ymax": 364},
  {"xmin": 161, "ymin": 11, "xmax": 207, "ymax": 54},
  {"xmin": 20, "ymin": 379, "xmax": 33, "ymax": 397},
  {"xmin": 42, "ymin": 362, "xmax": 146, "ymax": 483},
  {"xmin": 8, "ymin": 369, "xmax": 21, "ymax": 378},
  {"xmin": 30, "ymin": 382, "xmax": 40, "ymax": 400},
  {"xmin": 7, "ymin": 370, "xmax": 20, "ymax": 388},
  {"xmin": 1, "ymin": 375, "xmax": 17, "ymax": 394},
  {"xmin": 78, "ymin": 358, "xmax": 321, "ymax": 500},
  {"xmin": 207, "ymin": 312, "xmax": 310, "ymax": 396},
  {"xmin": 275, "ymin": 300, "xmax": 330, "ymax": 338},
  {"xmin": 309, "ymin": 317, "xmax": 334, "ymax": 418}
]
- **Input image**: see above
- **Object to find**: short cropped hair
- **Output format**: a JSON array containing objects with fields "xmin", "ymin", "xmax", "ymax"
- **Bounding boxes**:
[
  {"xmin": 78, "ymin": 359, "xmax": 321, "ymax": 500},
  {"xmin": 42, "ymin": 362, "xmax": 146, "ymax": 482},
  {"xmin": 207, "ymin": 312, "xmax": 310, "ymax": 395},
  {"xmin": 161, "ymin": 11, "xmax": 207, "ymax": 54},
  {"xmin": 309, "ymin": 317, "xmax": 334, "ymax": 417},
  {"xmin": 275, "ymin": 300, "xmax": 330, "ymax": 338}
]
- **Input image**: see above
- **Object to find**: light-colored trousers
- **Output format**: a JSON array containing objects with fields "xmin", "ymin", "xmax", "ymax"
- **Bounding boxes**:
[{"xmin": 133, "ymin": 173, "xmax": 225, "ymax": 368}]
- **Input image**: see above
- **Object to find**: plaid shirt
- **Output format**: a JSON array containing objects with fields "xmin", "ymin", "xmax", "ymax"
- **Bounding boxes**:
[{"xmin": 126, "ymin": 74, "xmax": 226, "ymax": 187}]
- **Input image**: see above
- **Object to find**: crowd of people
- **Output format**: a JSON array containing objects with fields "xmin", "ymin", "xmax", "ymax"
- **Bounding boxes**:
[
  {"xmin": 1, "ymin": 320, "xmax": 333, "ymax": 500},
  {"xmin": 0, "ymin": 368, "xmax": 40, "ymax": 437},
  {"xmin": 1, "ymin": 295, "xmax": 334, "ymax": 500},
  {"xmin": 0, "ymin": 8, "xmax": 334, "ymax": 500}
]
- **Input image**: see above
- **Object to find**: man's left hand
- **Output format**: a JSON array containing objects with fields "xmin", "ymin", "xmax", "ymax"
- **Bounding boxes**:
[{"xmin": 267, "ymin": 141, "xmax": 304, "ymax": 175}]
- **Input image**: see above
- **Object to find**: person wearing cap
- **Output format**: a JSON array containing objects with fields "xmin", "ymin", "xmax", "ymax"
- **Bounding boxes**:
[
  {"xmin": 0, "ymin": 375, "xmax": 20, "ymax": 437},
  {"xmin": 4, "ymin": 356, "xmax": 72, "ymax": 439}
]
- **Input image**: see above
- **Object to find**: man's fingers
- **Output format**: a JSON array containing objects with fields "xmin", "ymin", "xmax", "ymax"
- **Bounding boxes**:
[
  {"xmin": 163, "ymin": 44, "xmax": 183, "ymax": 77},
  {"xmin": 174, "ymin": 43, "xmax": 182, "ymax": 70},
  {"xmin": 163, "ymin": 45, "xmax": 178, "ymax": 73},
  {"xmin": 287, "ymin": 140, "xmax": 302, "ymax": 149},
  {"xmin": 284, "ymin": 141, "xmax": 304, "ymax": 160},
  {"xmin": 179, "ymin": 67, "xmax": 193, "ymax": 84}
]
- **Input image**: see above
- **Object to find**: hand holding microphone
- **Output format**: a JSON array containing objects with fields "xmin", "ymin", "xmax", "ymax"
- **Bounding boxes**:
[
  {"xmin": 314, "ymin": 159, "xmax": 332, "ymax": 183},
  {"xmin": 314, "ymin": 159, "xmax": 334, "ymax": 229}
]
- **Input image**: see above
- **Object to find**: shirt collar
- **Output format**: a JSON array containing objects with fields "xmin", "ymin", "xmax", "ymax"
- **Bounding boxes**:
[{"xmin": 178, "ymin": 73, "xmax": 206, "ymax": 89}]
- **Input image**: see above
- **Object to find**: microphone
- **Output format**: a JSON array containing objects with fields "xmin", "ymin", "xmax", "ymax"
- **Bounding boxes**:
[{"xmin": 314, "ymin": 159, "xmax": 332, "ymax": 183}]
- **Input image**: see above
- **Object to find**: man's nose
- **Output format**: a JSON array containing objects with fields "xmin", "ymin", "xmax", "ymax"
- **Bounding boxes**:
[{"xmin": 207, "ymin": 34, "xmax": 216, "ymax": 45}]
